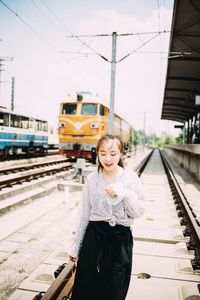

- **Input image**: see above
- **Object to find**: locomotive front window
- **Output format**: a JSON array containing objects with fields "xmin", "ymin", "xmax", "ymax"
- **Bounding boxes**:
[
  {"xmin": 62, "ymin": 104, "xmax": 77, "ymax": 115},
  {"xmin": 81, "ymin": 104, "xmax": 97, "ymax": 115},
  {"xmin": 99, "ymin": 105, "xmax": 105, "ymax": 116}
]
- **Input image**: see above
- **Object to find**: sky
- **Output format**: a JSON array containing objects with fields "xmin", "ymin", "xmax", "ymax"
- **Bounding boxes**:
[{"xmin": 0, "ymin": 0, "xmax": 179, "ymax": 136}]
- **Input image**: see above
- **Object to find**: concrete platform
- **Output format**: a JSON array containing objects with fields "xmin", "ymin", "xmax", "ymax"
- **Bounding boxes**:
[
  {"xmin": 8, "ymin": 290, "xmax": 39, "ymax": 300},
  {"xmin": 0, "ymin": 190, "xmax": 63, "ymax": 240},
  {"xmin": 133, "ymin": 240, "xmax": 195, "ymax": 259},
  {"xmin": 132, "ymin": 253, "xmax": 200, "ymax": 281},
  {"xmin": 18, "ymin": 263, "xmax": 57, "ymax": 292},
  {"xmin": 127, "ymin": 276, "xmax": 200, "ymax": 300}
]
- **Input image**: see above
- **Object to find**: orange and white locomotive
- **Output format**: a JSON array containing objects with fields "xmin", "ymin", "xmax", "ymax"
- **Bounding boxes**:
[{"xmin": 58, "ymin": 92, "xmax": 130, "ymax": 160}]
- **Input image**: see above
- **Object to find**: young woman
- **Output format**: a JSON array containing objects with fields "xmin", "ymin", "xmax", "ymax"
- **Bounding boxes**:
[{"xmin": 68, "ymin": 134, "xmax": 146, "ymax": 300}]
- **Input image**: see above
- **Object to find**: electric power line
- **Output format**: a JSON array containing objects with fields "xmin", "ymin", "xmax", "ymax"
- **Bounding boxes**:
[
  {"xmin": 65, "ymin": 30, "xmax": 170, "ymax": 38},
  {"xmin": 2, "ymin": 0, "xmax": 172, "ymax": 64},
  {"xmin": 58, "ymin": 50, "xmax": 96, "ymax": 56},
  {"xmin": 38, "ymin": 0, "xmax": 171, "ymax": 62},
  {"xmin": 65, "ymin": 30, "xmax": 172, "ymax": 64},
  {"xmin": 39, "ymin": 0, "xmax": 103, "ymax": 61},
  {"xmin": 0, "ymin": 0, "xmax": 56, "ymax": 50},
  {"xmin": 117, "ymin": 32, "xmax": 161, "ymax": 63},
  {"xmin": 30, "ymin": 0, "xmax": 54, "ymax": 25}
]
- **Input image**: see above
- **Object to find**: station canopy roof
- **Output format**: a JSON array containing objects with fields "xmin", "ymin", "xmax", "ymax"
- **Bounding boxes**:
[{"xmin": 161, "ymin": 0, "xmax": 200, "ymax": 124}]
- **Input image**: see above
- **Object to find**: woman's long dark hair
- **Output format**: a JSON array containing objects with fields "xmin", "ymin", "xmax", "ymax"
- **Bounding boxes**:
[{"xmin": 96, "ymin": 134, "xmax": 124, "ymax": 172}]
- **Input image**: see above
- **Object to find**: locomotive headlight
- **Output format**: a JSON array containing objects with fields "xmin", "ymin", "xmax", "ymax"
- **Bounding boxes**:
[
  {"xmin": 59, "ymin": 122, "xmax": 65, "ymax": 128},
  {"xmin": 91, "ymin": 123, "xmax": 100, "ymax": 129}
]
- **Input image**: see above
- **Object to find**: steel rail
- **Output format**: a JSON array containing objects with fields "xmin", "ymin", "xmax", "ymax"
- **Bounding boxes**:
[
  {"xmin": 134, "ymin": 149, "xmax": 154, "ymax": 177},
  {"xmin": 0, "ymin": 158, "xmax": 69, "ymax": 175},
  {"xmin": 0, "ymin": 162, "xmax": 72, "ymax": 190},
  {"xmin": 160, "ymin": 150, "xmax": 200, "ymax": 270}
]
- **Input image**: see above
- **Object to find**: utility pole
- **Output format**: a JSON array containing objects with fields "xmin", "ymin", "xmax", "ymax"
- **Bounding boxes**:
[
  {"xmin": 0, "ymin": 58, "xmax": 5, "ymax": 105},
  {"xmin": 11, "ymin": 76, "xmax": 15, "ymax": 111},
  {"xmin": 109, "ymin": 32, "xmax": 117, "ymax": 134},
  {"xmin": 0, "ymin": 56, "xmax": 13, "ymax": 106}
]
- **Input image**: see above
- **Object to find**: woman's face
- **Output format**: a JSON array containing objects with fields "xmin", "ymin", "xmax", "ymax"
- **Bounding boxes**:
[{"xmin": 98, "ymin": 138, "xmax": 121, "ymax": 172}]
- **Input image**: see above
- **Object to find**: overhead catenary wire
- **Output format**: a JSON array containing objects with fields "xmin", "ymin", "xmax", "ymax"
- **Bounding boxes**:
[
  {"xmin": 0, "ymin": 0, "xmax": 189, "ymax": 66},
  {"xmin": 65, "ymin": 30, "xmax": 172, "ymax": 64},
  {"xmin": 0, "ymin": 0, "xmax": 109, "ymax": 63},
  {"xmin": 39, "ymin": 0, "xmax": 69, "ymax": 30},
  {"xmin": 58, "ymin": 51, "xmax": 96, "ymax": 56},
  {"xmin": 0, "ymin": 0, "xmax": 56, "ymax": 51},
  {"xmin": 0, "ymin": 0, "xmax": 107, "ymax": 63},
  {"xmin": 39, "ymin": 0, "xmax": 103, "ymax": 60},
  {"xmin": 0, "ymin": 0, "xmax": 180, "ymax": 135},
  {"xmin": 65, "ymin": 55, "xmax": 91, "ymax": 63},
  {"xmin": 128, "ymin": 51, "xmax": 191, "ymax": 55},
  {"xmin": 31, "ymin": 0, "xmax": 87, "ymax": 62},
  {"xmin": 65, "ymin": 30, "xmax": 171, "ymax": 38},
  {"xmin": 30, "ymin": 0, "xmax": 54, "ymax": 25},
  {"xmin": 38, "ymin": 0, "xmax": 172, "ymax": 63},
  {"xmin": 1, "ymin": 0, "xmax": 174, "ymax": 64},
  {"xmin": 0, "ymin": 0, "xmax": 95, "ymax": 63},
  {"xmin": 117, "ymin": 32, "xmax": 161, "ymax": 63},
  {"xmin": 77, "ymin": 35, "xmax": 96, "ymax": 57}
]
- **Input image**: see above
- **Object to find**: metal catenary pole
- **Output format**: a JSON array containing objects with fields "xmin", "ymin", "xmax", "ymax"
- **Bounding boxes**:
[
  {"xmin": 108, "ymin": 32, "xmax": 117, "ymax": 134},
  {"xmin": 65, "ymin": 30, "xmax": 170, "ymax": 135}
]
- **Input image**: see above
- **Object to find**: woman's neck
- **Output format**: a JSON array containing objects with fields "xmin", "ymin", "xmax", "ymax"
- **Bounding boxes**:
[{"xmin": 102, "ymin": 165, "xmax": 123, "ymax": 181}]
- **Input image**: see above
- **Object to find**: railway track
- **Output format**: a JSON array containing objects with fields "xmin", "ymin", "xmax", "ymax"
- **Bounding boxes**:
[
  {"xmin": 0, "ymin": 159, "xmax": 72, "ymax": 191},
  {"xmin": 0, "ymin": 151, "xmax": 59, "ymax": 162},
  {"xmin": 160, "ymin": 151, "xmax": 200, "ymax": 271},
  {"xmin": 1, "ymin": 148, "xmax": 199, "ymax": 300},
  {"xmin": 33, "ymin": 149, "xmax": 200, "ymax": 300}
]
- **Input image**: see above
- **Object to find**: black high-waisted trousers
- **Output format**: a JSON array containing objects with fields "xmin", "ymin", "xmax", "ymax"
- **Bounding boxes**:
[{"xmin": 70, "ymin": 221, "xmax": 133, "ymax": 300}]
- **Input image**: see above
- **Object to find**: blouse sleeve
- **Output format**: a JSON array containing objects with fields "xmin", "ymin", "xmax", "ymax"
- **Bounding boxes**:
[
  {"xmin": 67, "ymin": 177, "xmax": 91, "ymax": 258},
  {"xmin": 112, "ymin": 170, "xmax": 146, "ymax": 218}
]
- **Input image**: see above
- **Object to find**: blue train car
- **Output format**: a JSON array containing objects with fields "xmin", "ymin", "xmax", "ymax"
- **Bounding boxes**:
[{"xmin": 0, "ymin": 107, "xmax": 48, "ymax": 157}]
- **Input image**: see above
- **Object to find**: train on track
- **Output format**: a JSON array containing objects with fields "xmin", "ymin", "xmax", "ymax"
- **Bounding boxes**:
[
  {"xmin": 0, "ymin": 107, "xmax": 58, "ymax": 158},
  {"xmin": 58, "ymin": 92, "xmax": 131, "ymax": 161}
]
